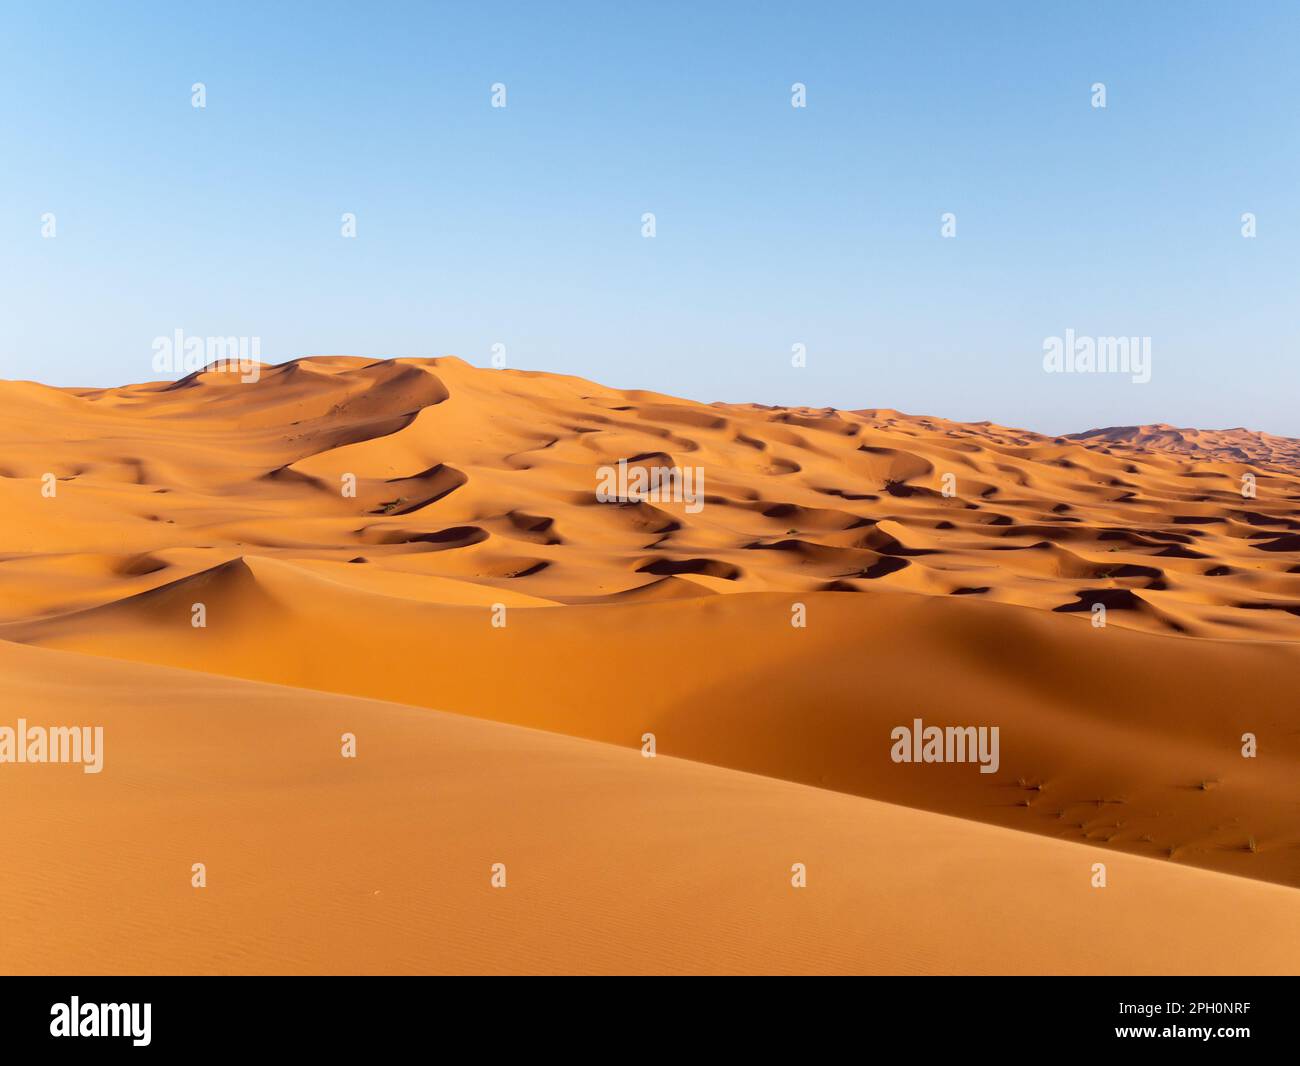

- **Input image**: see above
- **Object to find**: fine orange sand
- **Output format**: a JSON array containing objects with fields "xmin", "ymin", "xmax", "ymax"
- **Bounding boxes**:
[
  {"xmin": 2, "ymin": 641, "xmax": 1298, "ymax": 975},
  {"xmin": 1, "ymin": 356, "xmax": 1298, "ymax": 974}
]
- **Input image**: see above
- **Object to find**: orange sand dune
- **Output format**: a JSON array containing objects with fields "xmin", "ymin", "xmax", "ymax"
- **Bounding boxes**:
[
  {"xmin": 2, "ymin": 356, "xmax": 1299, "ymax": 972},
  {"xmin": 1, "ymin": 640, "xmax": 1296, "ymax": 976},
  {"xmin": 9, "ymin": 565, "xmax": 1299, "ymax": 887},
  {"xmin": 2, "ymin": 356, "xmax": 1298, "ymax": 639}
]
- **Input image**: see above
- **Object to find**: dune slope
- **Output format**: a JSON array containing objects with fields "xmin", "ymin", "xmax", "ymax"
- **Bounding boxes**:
[
  {"xmin": 9, "ymin": 563, "xmax": 1299, "ymax": 888},
  {"xmin": 1, "ymin": 640, "xmax": 1297, "ymax": 976}
]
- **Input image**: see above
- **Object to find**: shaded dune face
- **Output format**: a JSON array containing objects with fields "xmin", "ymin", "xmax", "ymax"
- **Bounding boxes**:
[{"xmin": 2, "ymin": 355, "xmax": 1299, "ymax": 897}]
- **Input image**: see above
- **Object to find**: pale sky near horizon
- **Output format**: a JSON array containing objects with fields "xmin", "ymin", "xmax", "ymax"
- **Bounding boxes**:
[{"xmin": 2, "ymin": 1, "xmax": 1297, "ymax": 436}]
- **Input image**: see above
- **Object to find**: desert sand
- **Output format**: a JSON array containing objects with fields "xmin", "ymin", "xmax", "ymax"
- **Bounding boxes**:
[
  {"xmin": 1, "ymin": 355, "xmax": 1298, "ymax": 973},
  {"xmin": 2, "ymin": 640, "xmax": 1299, "ymax": 975}
]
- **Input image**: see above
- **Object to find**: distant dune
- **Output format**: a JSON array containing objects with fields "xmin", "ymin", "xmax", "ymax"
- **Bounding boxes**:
[
  {"xmin": 1067, "ymin": 423, "xmax": 1300, "ymax": 472},
  {"xmin": 3, "ymin": 356, "xmax": 1298, "ymax": 638},
  {"xmin": 2, "ymin": 356, "xmax": 1298, "ymax": 973}
]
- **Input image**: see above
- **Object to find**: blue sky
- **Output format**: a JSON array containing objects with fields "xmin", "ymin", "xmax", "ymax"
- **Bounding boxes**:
[{"xmin": 2, "ymin": 1, "xmax": 1297, "ymax": 435}]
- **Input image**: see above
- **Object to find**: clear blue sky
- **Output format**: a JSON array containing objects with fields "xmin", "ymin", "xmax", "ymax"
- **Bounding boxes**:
[{"xmin": 2, "ymin": 1, "xmax": 1297, "ymax": 435}]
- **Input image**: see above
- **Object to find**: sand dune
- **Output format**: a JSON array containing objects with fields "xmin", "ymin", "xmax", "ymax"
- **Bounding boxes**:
[
  {"xmin": 4, "ymin": 357, "xmax": 1298, "ymax": 639},
  {"xmin": 2, "ymin": 355, "xmax": 1299, "ymax": 972},
  {"xmin": 1, "ymin": 640, "xmax": 1296, "ymax": 976},
  {"xmin": 1069, "ymin": 423, "xmax": 1300, "ymax": 472},
  {"xmin": 8, "ymin": 562, "xmax": 1300, "ymax": 887}
]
